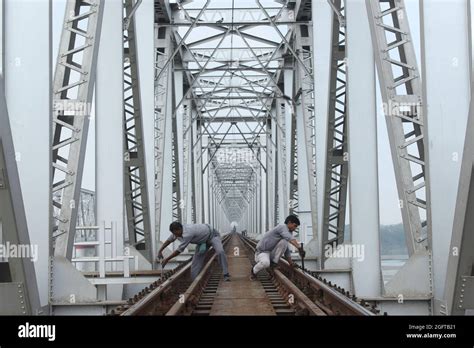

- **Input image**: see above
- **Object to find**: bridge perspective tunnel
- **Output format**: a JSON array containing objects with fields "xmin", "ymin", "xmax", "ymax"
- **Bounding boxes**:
[{"xmin": 0, "ymin": 0, "xmax": 473, "ymax": 321}]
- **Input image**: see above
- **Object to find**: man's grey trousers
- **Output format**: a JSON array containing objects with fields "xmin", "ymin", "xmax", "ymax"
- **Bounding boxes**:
[
  {"xmin": 252, "ymin": 239, "xmax": 288, "ymax": 274},
  {"xmin": 190, "ymin": 235, "xmax": 229, "ymax": 279}
]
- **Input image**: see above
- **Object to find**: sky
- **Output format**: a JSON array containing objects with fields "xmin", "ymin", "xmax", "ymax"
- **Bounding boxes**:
[{"xmin": 51, "ymin": 0, "xmax": 439, "ymax": 226}]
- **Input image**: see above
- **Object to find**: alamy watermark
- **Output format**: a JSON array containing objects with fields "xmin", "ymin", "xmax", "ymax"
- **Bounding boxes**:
[
  {"xmin": 0, "ymin": 242, "xmax": 38, "ymax": 262},
  {"xmin": 324, "ymin": 243, "xmax": 365, "ymax": 262},
  {"xmin": 54, "ymin": 100, "xmax": 93, "ymax": 118},
  {"xmin": 381, "ymin": 100, "xmax": 420, "ymax": 117},
  {"xmin": 215, "ymin": 148, "xmax": 256, "ymax": 164},
  {"xmin": 18, "ymin": 323, "xmax": 55, "ymax": 341}
]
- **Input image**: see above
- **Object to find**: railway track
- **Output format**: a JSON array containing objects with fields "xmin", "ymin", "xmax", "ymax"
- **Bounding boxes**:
[{"xmin": 111, "ymin": 233, "xmax": 377, "ymax": 316}]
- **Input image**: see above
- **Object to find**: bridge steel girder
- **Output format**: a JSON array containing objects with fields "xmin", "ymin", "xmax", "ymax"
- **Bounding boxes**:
[
  {"xmin": 320, "ymin": 0, "xmax": 349, "ymax": 269},
  {"xmin": 123, "ymin": 0, "xmax": 153, "ymax": 263},
  {"xmin": 420, "ymin": 0, "xmax": 472, "ymax": 314},
  {"xmin": 346, "ymin": 0, "xmax": 381, "ymax": 299},
  {"xmin": 366, "ymin": 0, "xmax": 429, "ymax": 256},
  {"xmin": 275, "ymin": 99, "xmax": 289, "ymax": 223},
  {"xmin": 0, "ymin": 77, "xmax": 41, "ymax": 314},
  {"xmin": 2, "ymin": 0, "xmax": 51, "ymax": 312},
  {"xmin": 366, "ymin": 0, "xmax": 432, "ymax": 305},
  {"xmin": 444, "ymin": 78, "xmax": 474, "ymax": 315},
  {"xmin": 154, "ymin": 24, "xmax": 172, "ymax": 244},
  {"xmin": 293, "ymin": 18, "xmax": 320, "ymax": 255},
  {"xmin": 52, "ymin": 0, "xmax": 104, "ymax": 260}
]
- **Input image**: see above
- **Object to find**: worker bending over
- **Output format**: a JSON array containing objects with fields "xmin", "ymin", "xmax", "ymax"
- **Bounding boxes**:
[{"xmin": 158, "ymin": 222, "xmax": 231, "ymax": 281}]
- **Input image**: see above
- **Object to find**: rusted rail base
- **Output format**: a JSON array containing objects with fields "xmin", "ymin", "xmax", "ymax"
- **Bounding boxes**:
[
  {"xmin": 239, "ymin": 234, "xmax": 377, "ymax": 315},
  {"xmin": 113, "ymin": 234, "xmax": 232, "ymax": 315},
  {"xmin": 113, "ymin": 233, "xmax": 377, "ymax": 316},
  {"xmin": 167, "ymin": 233, "xmax": 328, "ymax": 316}
]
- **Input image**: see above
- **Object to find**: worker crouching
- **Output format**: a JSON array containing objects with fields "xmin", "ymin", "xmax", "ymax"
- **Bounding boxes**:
[{"xmin": 250, "ymin": 214, "xmax": 305, "ymax": 280}]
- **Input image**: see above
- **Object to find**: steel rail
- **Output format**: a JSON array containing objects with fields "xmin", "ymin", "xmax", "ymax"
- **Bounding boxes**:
[
  {"xmin": 165, "ymin": 248, "xmax": 219, "ymax": 315},
  {"xmin": 167, "ymin": 233, "xmax": 325, "ymax": 316},
  {"xmin": 116, "ymin": 234, "xmax": 232, "ymax": 315},
  {"xmin": 115, "ymin": 233, "xmax": 376, "ymax": 316},
  {"xmin": 239, "ymin": 234, "xmax": 376, "ymax": 315}
]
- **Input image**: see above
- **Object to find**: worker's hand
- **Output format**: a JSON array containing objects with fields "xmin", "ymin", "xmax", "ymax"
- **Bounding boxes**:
[
  {"xmin": 286, "ymin": 258, "xmax": 296, "ymax": 268},
  {"xmin": 161, "ymin": 258, "xmax": 169, "ymax": 267},
  {"xmin": 298, "ymin": 248, "xmax": 306, "ymax": 258},
  {"xmin": 157, "ymin": 251, "xmax": 164, "ymax": 260}
]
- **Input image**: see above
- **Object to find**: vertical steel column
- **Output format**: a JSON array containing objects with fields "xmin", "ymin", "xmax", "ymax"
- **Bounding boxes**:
[
  {"xmin": 366, "ymin": 0, "xmax": 429, "ymax": 256},
  {"xmin": 183, "ymin": 102, "xmax": 194, "ymax": 223},
  {"xmin": 257, "ymin": 148, "xmax": 263, "ymax": 233},
  {"xmin": 154, "ymin": 24, "xmax": 172, "ymax": 242},
  {"xmin": 444, "ymin": 79, "xmax": 474, "ymax": 315},
  {"xmin": 199, "ymin": 124, "xmax": 206, "ymax": 222},
  {"xmin": 294, "ymin": 22, "xmax": 319, "ymax": 252},
  {"xmin": 203, "ymin": 145, "xmax": 210, "ymax": 223},
  {"xmin": 210, "ymin": 170, "xmax": 215, "ymax": 227},
  {"xmin": 207, "ymin": 156, "xmax": 212, "ymax": 226},
  {"xmin": 189, "ymin": 117, "xmax": 196, "ymax": 223},
  {"xmin": 123, "ymin": 0, "xmax": 152, "ymax": 262},
  {"xmin": 252, "ymin": 189, "xmax": 256, "ymax": 234},
  {"xmin": 135, "ymin": 0, "xmax": 156, "ymax": 261},
  {"xmin": 248, "ymin": 188, "xmax": 252, "ymax": 233},
  {"xmin": 173, "ymin": 64, "xmax": 185, "ymax": 222},
  {"xmin": 420, "ymin": 0, "xmax": 471, "ymax": 313},
  {"xmin": 321, "ymin": 0, "xmax": 349, "ymax": 268},
  {"xmin": 286, "ymin": 69, "xmax": 298, "ymax": 216},
  {"xmin": 96, "ymin": 0, "xmax": 125, "ymax": 274},
  {"xmin": 0, "ymin": 60, "xmax": 41, "ymax": 313},
  {"xmin": 313, "ymin": 0, "xmax": 333, "ymax": 252},
  {"xmin": 347, "ymin": 0, "xmax": 381, "ymax": 298},
  {"xmin": 213, "ymin": 173, "xmax": 216, "ymax": 228},
  {"xmin": 5, "ymin": 0, "xmax": 51, "ymax": 309},
  {"xmin": 171, "ymin": 75, "xmax": 182, "ymax": 222},
  {"xmin": 276, "ymin": 99, "xmax": 288, "ymax": 221},
  {"xmin": 52, "ymin": 0, "xmax": 104, "ymax": 259},
  {"xmin": 193, "ymin": 118, "xmax": 202, "ymax": 223},
  {"xmin": 267, "ymin": 113, "xmax": 277, "ymax": 229}
]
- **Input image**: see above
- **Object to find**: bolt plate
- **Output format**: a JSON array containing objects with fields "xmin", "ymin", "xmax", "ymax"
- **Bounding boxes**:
[{"xmin": 458, "ymin": 276, "xmax": 474, "ymax": 309}]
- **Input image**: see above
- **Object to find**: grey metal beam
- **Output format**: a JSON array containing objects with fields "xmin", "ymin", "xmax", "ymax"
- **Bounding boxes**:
[
  {"xmin": 288, "ymin": 82, "xmax": 298, "ymax": 215},
  {"xmin": 293, "ymin": 22, "xmax": 319, "ymax": 243},
  {"xmin": 321, "ymin": 0, "xmax": 348, "ymax": 268},
  {"xmin": 182, "ymin": 47, "xmax": 282, "ymax": 62},
  {"xmin": 266, "ymin": 116, "xmax": 275, "ymax": 229},
  {"xmin": 171, "ymin": 72, "xmax": 182, "ymax": 222},
  {"xmin": 0, "ymin": 75, "xmax": 41, "ymax": 314},
  {"xmin": 155, "ymin": 1, "xmax": 210, "ymax": 83},
  {"xmin": 154, "ymin": 24, "xmax": 173, "ymax": 243},
  {"xmin": 161, "ymin": 21, "xmax": 307, "ymax": 26},
  {"xmin": 366, "ymin": 0, "xmax": 429, "ymax": 256},
  {"xmin": 276, "ymin": 99, "xmax": 288, "ymax": 220},
  {"xmin": 123, "ymin": 0, "xmax": 153, "ymax": 262},
  {"xmin": 52, "ymin": 0, "xmax": 104, "ymax": 260},
  {"xmin": 155, "ymin": 0, "xmax": 170, "ymax": 23},
  {"xmin": 347, "ymin": 0, "xmax": 381, "ymax": 298},
  {"xmin": 444, "ymin": 79, "xmax": 474, "ymax": 315},
  {"xmin": 191, "ymin": 97, "xmax": 277, "ymax": 100}
]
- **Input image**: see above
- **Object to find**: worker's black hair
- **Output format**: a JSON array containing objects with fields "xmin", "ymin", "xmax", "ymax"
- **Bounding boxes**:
[
  {"xmin": 169, "ymin": 221, "xmax": 183, "ymax": 233},
  {"xmin": 284, "ymin": 214, "xmax": 300, "ymax": 226}
]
